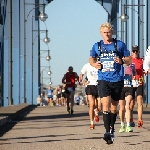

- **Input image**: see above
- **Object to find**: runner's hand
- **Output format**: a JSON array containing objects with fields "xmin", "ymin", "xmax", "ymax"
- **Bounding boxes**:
[
  {"xmin": 132, "ymin": 76, "xmax": 136, "ymax": 80},
  {"xmin": 114, "ymin": 56, "xmax": 122, "ymax": 64},
  {"xmin": 143, "ymin": 71, "xmax": 147, "ymax": 76},
  {"xmin": 93, "ymin": 61, "xmax": 102, "ymax": 69},
  {"xmin": 79, "ymin": 77, "xmax": 82, "ymax": 83},
  {"xmin": 78, "ymin": 82, "xmax": 82, "ymax": 86}
]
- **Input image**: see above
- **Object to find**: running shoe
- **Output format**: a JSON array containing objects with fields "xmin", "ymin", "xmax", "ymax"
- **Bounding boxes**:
[
  {"xmin": 70, "ymin": 109, "xmax": 74, "ymax": 114},
  {"xmin": 126, "ymin": 125, "xmax": 133, "ymax": 132},
  {"xmin": 130, "ymin": 122, "xmax": 135, "ymax": 127},
  {"xmin": 110, "ymin": 128, "xmax": 115, "ymax": 141},
  {"xmin": 67, "ymin": 107, "xmax": 70, "ymax": 114},
  {"xmin": 119, "ymin": 125, "xmax": 125, "ymax": 133},
  {"xmin": 138, "ymin": 120, "xmax": 143, "ymax": 127},
  {"xmin": 103, "ymin": 132, "xmax": 113, "ymax": 144},
  {"xmin": 94, "ymin": 115, "xmax": 99, "ymax": 122},
  {"xmin": 94, "ymin": 109, "xmax": 99, "ymax": 122},
  {"xmin": 50, "ymin": 102, "xmax": 54, "ymax": 106},
  {"xmin": 89, "ymin": 124, "xmax": 95, "ymax": 130}
]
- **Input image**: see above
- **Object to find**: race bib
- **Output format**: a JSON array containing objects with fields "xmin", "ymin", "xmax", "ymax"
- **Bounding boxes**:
[
  {"xmin": 62, "ymin": 89, "xmax": 65, "ymax": 92},
  {"xmin": 48, "ymin": 92, "xmax": 51, "ymax": 96},
  {"xmin": 89, "ymin": 71, "xmax": 98, "ymax": 80},
  {"xmin": 132, "ymin": 80, "xmax": 139, "ymax": 87},
  {"xmin": 124, "ymin": 79, "xmax": 131, "ymax": 87},
  {"xmin": 102, "ymin": 61, "xmax": 115, "ymax": 72},
  {"xmin": 58, "ymin": 91, "xmax": 61, "ymax": 94}
]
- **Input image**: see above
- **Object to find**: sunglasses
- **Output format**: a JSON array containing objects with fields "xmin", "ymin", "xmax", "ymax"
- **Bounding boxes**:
[{"xmin": 132, "ymin": 50, "xmax": 139, "ymax": 53}]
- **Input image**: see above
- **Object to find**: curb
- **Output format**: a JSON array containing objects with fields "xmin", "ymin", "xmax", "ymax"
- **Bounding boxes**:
[
  {"xmin": 0, "ymin": 104, "xmax": 36, "ymax": 127},
  {"xmin": 0, "ymin": 116, "xmax": 8, "ymax": 126},
  {"xmin": 143, "ymin": 103, "xmax": 150, "ymax": 108}
]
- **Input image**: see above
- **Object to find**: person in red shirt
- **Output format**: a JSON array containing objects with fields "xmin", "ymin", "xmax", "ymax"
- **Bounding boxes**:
[
  {"xmin": 130, "ymin": 45, "xmax": 144, "ymax": 127},
  {"xmin": 62, "ymin": 66, "xmax": 79, "ymax": 114}
]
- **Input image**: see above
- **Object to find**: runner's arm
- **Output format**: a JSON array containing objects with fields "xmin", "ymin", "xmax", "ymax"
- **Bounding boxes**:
[
  {"xmin": 80, "ymin": 64, "xmax": 88, "ymax": 82},
  {"xmin": 122, "ymin": 42, "xmax": 131, "ymax": 65},
  {"xmin": 143, "ymin": 46, "xmax": 150, "ymax": 73},
  {"xmin": 132, "ymin": 64, "xmax": 136, "ymax": 79},
  {"xmin": 89, "ymin": 43, "xmax": 102, "ymax": 69},
  {"xmin": 45, "ymin": 90, "xmax": 48, "ymax": 97},
  {"xmin": 79, "ymin": 73, "xmax": 84, "ymax": 82},
  {"xmin": 75, "ymin": 72, "xmax": 79, "ymax": 82},
  {"xmin": 89, "ymin": 56, "xmax": 102, "ymax": 69},
  {"xmin": 62, "ymin": 74, "xmax": 66, "ymax": 84},
  {"xmin": 83, "ymin": 77, "xmax": 88, "ymax": 86},
  {"xmin": 122, "ymin": 56, "xmax": 132, "ymax": 65}
]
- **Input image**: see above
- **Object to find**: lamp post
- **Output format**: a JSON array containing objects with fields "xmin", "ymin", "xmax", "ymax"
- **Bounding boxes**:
[
  {"xmin": 24, "ymin": 1, "xmax": 48, "ymax": 104},
  {"xmin": 32, "ymin": 36, "xmax": 51, "ymax": 61},
  {"xmin": 25, "ymin": 3, "xmax": 48, "ymax": 22},
  {"xmin": 31, "ymin": 21, "xmax": 50, "ymax": 104},
  {"xmin": 120, "ymin": 4, "xmax": 148, "ymax": 104},
  {"xmin": 40, "ymin": 66, "xmax": 52, "ymax": 101},
  {"xmin": 120, "ymin": 4, "xmax": 145, "ymax": 50},
  {"xmin": 120, "ymin": 4, "xmax": 145, "ymax": 22},
  {"xmin": 8, "ymin": 0, "xmax": 12, "ymax": 105},
  {"xmin": 42, "ymin": 78, "xmax": 52, "ymax": 86},
  {"xmin": 38, "ymin": 50, "xmax": 51, "ymax": 97},
  {"xmin": 40, "ymin": 50, "xmax": 51, "ymax": 61},
  {"xmin": 49, "ymin": 76, "xmax": 52, "ymax": 85}
]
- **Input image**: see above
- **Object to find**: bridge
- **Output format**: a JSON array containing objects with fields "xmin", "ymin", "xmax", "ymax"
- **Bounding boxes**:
[{"xmin": 0, "ymin": 0, "xmax": 150, "ymax": 107}]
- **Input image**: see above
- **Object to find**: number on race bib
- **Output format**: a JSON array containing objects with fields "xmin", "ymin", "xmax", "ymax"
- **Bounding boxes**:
[
  {"xmin": 124, "ymin": 79, "xmax": 131, "ymax": 87},
  {"xmin": 102, "ymin": 61, "xmax": 115, "ymax": 72},
  {"xmin": 132, "ymin": 80, "xmax": 139, "ymax": 87}
]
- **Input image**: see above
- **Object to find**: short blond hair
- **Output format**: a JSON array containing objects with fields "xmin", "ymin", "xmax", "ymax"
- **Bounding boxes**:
[{"xmin": 99, "ymin": 22, "xmax": 113, "ymax": 32}]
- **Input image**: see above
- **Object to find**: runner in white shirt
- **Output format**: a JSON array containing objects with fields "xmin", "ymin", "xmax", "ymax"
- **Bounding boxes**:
[
  {"xmin": 143, "ymin": 46, "xmax": 150, "ymax": 73},
  {"xmin": 79, "ymin": 63, "xmax": 101, "ymax": 130}
]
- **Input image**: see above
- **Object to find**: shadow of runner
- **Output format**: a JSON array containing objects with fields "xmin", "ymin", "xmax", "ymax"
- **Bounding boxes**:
[
  {"xmin": 23, "ymin": 112, "xmax": 89, "ymax": 121},
  {"xmin": 117, "ymin": 134, "xmax": 139, "ymax": 138}
]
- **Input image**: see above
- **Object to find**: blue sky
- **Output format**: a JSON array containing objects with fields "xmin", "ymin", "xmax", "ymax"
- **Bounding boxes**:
[{"xmin": 40, "ymin": 0, "xmax": 108, "ymax": 86}]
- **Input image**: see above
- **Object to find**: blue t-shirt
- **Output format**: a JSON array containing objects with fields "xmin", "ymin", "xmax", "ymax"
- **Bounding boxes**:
[
  {"xmin": 90, "ymin": 40, "xmax": 130, "ymax": 82},
  {"xmin": 46, "ymin": 89, "xmax": 53, "ymax": 97}
]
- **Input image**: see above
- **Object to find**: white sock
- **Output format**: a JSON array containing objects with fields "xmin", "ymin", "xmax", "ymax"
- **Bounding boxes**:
[
  {"xmin": 94, "ymin": 109, "xmax": 98, "ymax": 115},
  {"xmin": 127, "ymin": 122, "xmax": 130, "ymax": 126},
  {"xmin": 91, "ymin": 120, "xmax": 94, "ymax": 125},
  {"xmin": 121, "ymin": 122, "xmax": 124, "ymax": 126}
]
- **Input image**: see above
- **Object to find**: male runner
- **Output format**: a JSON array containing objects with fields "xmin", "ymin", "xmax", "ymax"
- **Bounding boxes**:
[
  {"xmin": 89, "ymin": 22, "xmax": 131, "ymax": 144},
  {"xmin": 143, "ymin": 46, "xmax": 150, "ymax": 73},
  {"xmin": 62, "ymin": 66, "xmax": 79, "ymax": 114}
]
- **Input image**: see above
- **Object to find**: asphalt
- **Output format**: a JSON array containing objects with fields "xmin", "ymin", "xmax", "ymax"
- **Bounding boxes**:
[{"xmin": 0, "ymin": 104, "xmax": 150, "ymax": 150}]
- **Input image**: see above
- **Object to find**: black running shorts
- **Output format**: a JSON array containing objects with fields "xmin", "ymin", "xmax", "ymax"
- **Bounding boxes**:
[
  {"xmin": 85, "ymin": 85, "xmax": 98, "ymax": 98},
  {"xmin": 61, "ymin": 92, "xmax": 66, "ymax": 98},
  {"xmin": 57, "ymin": 93, "xmax": 61, "ymax": 98},
  {"xmin": 132, "ymin": 85, "xmax": 143, "ymax": 99},
  {"xmin": 120, "ymin": 87, "xmax": 134, "ymax": 100},
  {"xmin": 97, "ymin": 80, "xmax": 124, "ymax": 101}
]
